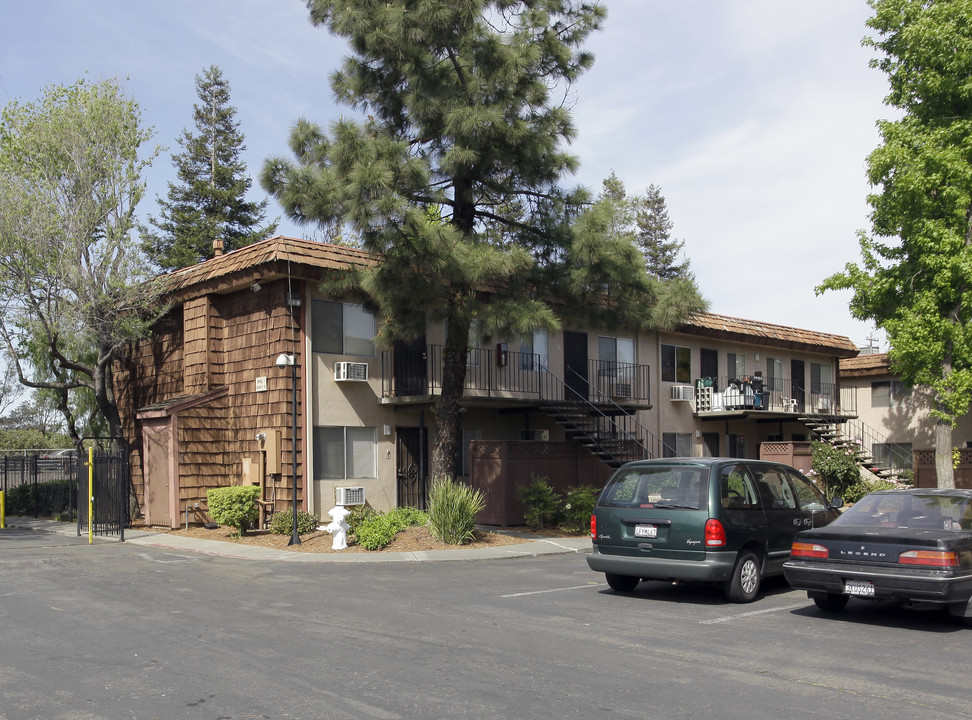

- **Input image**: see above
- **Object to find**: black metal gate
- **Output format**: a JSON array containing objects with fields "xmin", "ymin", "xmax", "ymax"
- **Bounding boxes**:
[
  {"xmin": 77, "ymin": 450, "xmax": 129, "ymax": 541},
  {"xmin": 396, "ymin": 427, "xmax": 428, "ymax": 509}
]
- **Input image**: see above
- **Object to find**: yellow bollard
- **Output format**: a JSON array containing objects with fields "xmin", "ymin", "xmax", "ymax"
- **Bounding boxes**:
[
  {"xmin": 1, "ymin": 490, "xmax": 5, "ymax": 529},
  {"xmin": 88, "ymin": 447, "xmax": 94, "ymax": 544}
]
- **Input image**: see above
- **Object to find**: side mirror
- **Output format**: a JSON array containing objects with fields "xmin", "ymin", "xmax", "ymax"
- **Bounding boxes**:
[{"xmin": 830, "ymin": 496, "xmax": 844, "ymax": 510}]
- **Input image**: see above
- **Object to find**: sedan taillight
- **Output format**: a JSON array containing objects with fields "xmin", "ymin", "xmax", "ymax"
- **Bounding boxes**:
[
  {"xmin": 898, "ymin": 549, "xmax": 959, "ymax": 567},
  {"xmin": 790, "ymin": 542, "xmax": 829, "ymax": 559},
  {"xmin": 704, "ymin": 518, "xmax": 726, "ymax": 547}
]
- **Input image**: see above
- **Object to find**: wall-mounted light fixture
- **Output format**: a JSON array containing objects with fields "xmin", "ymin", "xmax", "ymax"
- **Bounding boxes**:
[{"xmin": 250, "ymin": 282, "xmax": 262, "ymax": 293}]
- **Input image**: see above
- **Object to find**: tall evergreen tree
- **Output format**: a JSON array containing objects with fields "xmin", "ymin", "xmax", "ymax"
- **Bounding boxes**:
[
  {"xmin": 263, "ymin": 1, "xmax": 705, "ymax": 480},
  {"xmin": 144, "ymin": 65, "xmax": 276, "ymax": 270},
  {"xmin": 637, "ymin": 184, "xmax": 692, "ymax": 281},
  {"xmin": 818, "ymin": 0, "xmax": 972, "ymax": 488}
]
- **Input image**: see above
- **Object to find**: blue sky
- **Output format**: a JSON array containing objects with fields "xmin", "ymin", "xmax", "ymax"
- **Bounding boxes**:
[{"xmin": 1, "ymin": 1, "xmax": 889, "ymax": 347}]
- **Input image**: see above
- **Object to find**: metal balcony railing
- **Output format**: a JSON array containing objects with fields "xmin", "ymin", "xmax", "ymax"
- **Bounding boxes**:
[
  {"xmin": 692, "ymin": 377, "xmax": 856, "ymax": 416},
  {"xmin": 381, "ymin": 345, "xmax": 651, "ymax": 405}
]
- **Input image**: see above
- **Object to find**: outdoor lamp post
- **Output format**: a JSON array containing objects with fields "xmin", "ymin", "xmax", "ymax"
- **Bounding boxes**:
[{"xmin": 275, "ymin": 352, "xmax": 301, "ymax": 546}]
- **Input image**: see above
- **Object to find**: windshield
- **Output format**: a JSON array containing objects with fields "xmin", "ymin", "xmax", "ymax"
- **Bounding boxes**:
[
  {"xmin": 836, "ymin": 493, "xmax": 972, "ymax": 531},
  {"xmin": 598, "ymin": 466, "xmax": 709, "ymax": 509}
]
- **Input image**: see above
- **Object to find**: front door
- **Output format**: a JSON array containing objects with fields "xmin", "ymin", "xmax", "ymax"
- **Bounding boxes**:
[
  {"xmin": 563, "ymin": 331, "xmax": 589, "ymax": 400},
  {"xmin": 790, "ymin": 359, "xmax": 805, "ymax": 413},
  {"xmin": 394, "ymin": 335, "xmax": 427, "ymax": 397},
  {"xmin": 396, "ymin": 427, "xmax": 428, "ymax": 509}
]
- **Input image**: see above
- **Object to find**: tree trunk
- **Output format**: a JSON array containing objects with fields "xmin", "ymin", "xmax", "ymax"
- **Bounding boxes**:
[
  {"xmin": 935, "ymin": 417, "xmax": 955, "ymax": 489},
  {"xmin": 430, "ymin": 312, "xmax": 469, "ymax": 481}
]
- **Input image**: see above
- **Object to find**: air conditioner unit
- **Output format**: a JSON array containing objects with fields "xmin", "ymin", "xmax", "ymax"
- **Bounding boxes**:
[
  {"xmin": 335, "ymin": 486, "xmax": 366, "ymax": 506},
  {"xmin": 613, "ymin": 383, "xmax": 632, "ymax": 399},
  {"xmin": 670, "ymin": 385, "xmax": 694, "ymax": 402},
  {"xmin": 334, "ymin": 361, "xmax": 369, "ymax": 382}
]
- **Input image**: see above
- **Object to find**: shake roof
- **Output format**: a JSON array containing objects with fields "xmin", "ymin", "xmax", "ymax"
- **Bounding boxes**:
[
  {"xmin": 839, "ymin": 352, "xmax": 891, "ymax": 377},
  {"xmin": 161, "ymin": 235, "xmax": 377, "ymax": 300},
  {"xmin": 160, "ymin": 236, "xmax": 859, "ymax": 356},
  {"xmin": 677, "ymin": 312, "xmax": 859, "ymax": 357}
]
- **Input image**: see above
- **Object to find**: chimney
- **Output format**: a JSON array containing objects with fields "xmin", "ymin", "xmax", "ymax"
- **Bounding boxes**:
[{"xmin": 213, "ymin": 238, "xmax": 224, "ymax": 257}]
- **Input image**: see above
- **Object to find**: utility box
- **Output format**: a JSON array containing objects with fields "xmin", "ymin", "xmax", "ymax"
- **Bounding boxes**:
[{"xmin": 259, "ymin": 429, "xmax": 282, "ymax": 475}]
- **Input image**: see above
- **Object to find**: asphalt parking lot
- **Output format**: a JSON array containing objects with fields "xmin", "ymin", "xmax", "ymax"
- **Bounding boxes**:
[{"xmin": 1, "ymin": 526, "xmax": 969, "ymax": 720}]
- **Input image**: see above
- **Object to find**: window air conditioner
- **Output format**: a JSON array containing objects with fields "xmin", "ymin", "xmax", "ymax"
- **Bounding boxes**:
[
  {"xmin": 613, "ymin": 383, "xmax": 632, "ymax": 399},
  {"xmin": 670, "ymin": 385, "xmax": 694, "ymax": 402},
  {"xmin": 334, "ymin": 361, "xmax": 369, "ymax": 382},
  {"xmin": 335, "ymin": 486, "xmax": 366, "ymax": 506}
]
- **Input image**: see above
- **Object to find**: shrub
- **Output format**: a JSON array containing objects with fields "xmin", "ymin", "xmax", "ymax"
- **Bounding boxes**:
[
  {"xmin": 206, "ymin": 486, "xmax": 260, "ymax": 536},
  {"xmin": 810, "ymin": 442, "xmax": 861, "ymax": 498},
  {"xmin": 843, "ymin": 478, "xmax": 897, "ymax": 504},
  {"xmin": 345, "ymin": 504, "xmax": 377, "ymax": 546},
  {"xmin": 4, "ymin": 478, "xmax": 75, "ymax": 517},
  {"xmin": 427, "ymin": 477, "xmax": 486, "ymax": 545},
  {"xmin": 269, "ymin": 507, "xmax": 320, "ymax": 536},
  {"xmin": 354, "ymin": 506, "xmax": 428, "ymax": 551},
  {"xmin": 559, "ymin": 485, "xmax": 600, "ymax": 534},
  {"xmin": 516, "ymin": 475, "xmax": 561, "ymax": 530}
]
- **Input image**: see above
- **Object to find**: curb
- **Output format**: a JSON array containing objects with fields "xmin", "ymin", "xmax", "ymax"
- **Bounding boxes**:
[{"xmin": 1, "ymin": 517, "xmax": 592, "ymax": 563}]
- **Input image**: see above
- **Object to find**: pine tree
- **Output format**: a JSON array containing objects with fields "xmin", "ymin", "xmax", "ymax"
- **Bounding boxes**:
[
  {"xmin": 636, "ymin": 184, "xmax": 691, "ymax": 281},
  {"xmin": 263, "ymin": 1, "xmax": 705, "ymax": 480},
  {"xmin": 144, "ymin": 65, "xmax": 275, "ymax": 270}
]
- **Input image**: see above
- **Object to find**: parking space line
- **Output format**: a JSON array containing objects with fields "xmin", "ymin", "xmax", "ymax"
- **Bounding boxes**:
[
  {"xmin": 700, "ymin": 601, "xmax": 807, "ymax": 624},
  {"xmin": 501, "ymin": 583, "xmax": 605, "ymax": 598}
]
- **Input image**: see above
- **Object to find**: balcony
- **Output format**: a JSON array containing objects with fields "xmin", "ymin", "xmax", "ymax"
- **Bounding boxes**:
[
  {"xmin": 380, "ymin": 345, "xmax": 651, "ymax": 406},
  {"xmin": 692, "ymin": 377, "xmax": 856, "ymax": 417}
]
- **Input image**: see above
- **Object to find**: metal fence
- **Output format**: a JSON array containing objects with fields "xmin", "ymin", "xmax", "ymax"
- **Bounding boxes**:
[
  {"xmin": 76, "ymin": 450, "xmax": 129, "ymax": 541},
  {"xmin": 1, "ymin": 448, "xmax": 129, "ymax": 540},
  {"xmin": 0, "ymin": 450, "xmax": 79, "ymax": 520}
]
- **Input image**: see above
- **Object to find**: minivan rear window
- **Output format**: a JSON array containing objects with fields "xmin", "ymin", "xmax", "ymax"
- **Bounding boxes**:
[{"xmin": 598, "ymin": 466, "xmax": 708, "ymax": 509}]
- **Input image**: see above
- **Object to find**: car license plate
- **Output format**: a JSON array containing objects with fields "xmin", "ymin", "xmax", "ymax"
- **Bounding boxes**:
[
  {"xmin": 634, "ymin": 524, "xmax": 657, "ymax": 539},
  {"xmin": 844, "ymin": 580, "xmax": 875, "ymax": 597}
]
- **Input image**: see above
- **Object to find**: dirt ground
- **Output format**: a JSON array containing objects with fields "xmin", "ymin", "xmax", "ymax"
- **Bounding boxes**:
[{"xmin": 149, "ymin": 522, "xmax": 578, "ymax": 554}]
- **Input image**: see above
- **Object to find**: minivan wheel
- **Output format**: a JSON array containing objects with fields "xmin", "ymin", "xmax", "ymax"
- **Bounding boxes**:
[
  {"xmin": 813, "ymin": 593, "xmax": 849, "ymax": 612},
  {"xmin": 724, "ymin": 551, "xmax": 761, "ymax": 603},
  {"xmin": 605, "ymin": 573, "xmax": 640, "ymax": 592}
]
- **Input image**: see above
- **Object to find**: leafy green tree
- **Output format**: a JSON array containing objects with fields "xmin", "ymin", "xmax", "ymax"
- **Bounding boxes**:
[
  {"xmin": 144, "ymin": 65, "xmax": 276, "ymax": 270},
  {"xmin": 817, "ymin": 0, "xmax": 972, "ymax": 488},
  {"xmin": 263, "ymin": 1, "xmax": 705, "ymax": 480},
  {"xmin": 0, "ymin": 78, "xmax": 163, "ymax": 450}
]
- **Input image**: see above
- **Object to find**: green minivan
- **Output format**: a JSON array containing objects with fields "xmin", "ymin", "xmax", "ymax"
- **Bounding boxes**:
[{"xmin": 587, "ymin": 458, "xmax": 842, "ymax": 602}]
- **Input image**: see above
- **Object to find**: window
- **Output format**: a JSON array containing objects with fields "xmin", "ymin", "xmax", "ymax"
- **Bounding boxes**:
[
  {"xmin": 752, "ymin": 468, "xmax": 796, "ymax": 509},
  {"xmin": 727, "ymin": 352, "xmax": 745, "ymax": 379},
  {"xmin": 661, "ymin": 344, "xmax": 691, "ymax": 383},
  {"xmin": 519, "ymin": 329, "xmax": 549, "ymax": 370},
  {"xmin": 871, "ymin": 380, "xmax": 909, "ymax": 407},
  {"xmin": 662, "ymin": 432, "xmax": 693, "ymax": 458},
  {"xmin": 312, "ymin": 300, "xmax": 375, "ymax": 357},
  {"xmin": 313, "ymin": 426, "xmax": 377, "ymax": 480},
  {"xmin": 872, "ymin": 442, "xmax": 913, "ymax": 471},
  {"xmin": 721, "ymin": 464, "xmax": 760, "ymax": 509},
  {"xmin": 766, "ymin": 357, "xmax": 783, "ymax": 391},
  {"xmin": 599, "ymin": 336, "xmax": 635, "ymax": 365},
  {"xmin": 786, "ymin": 469, "xmax": 829, "ymax": 512},
  {"xmin": 810, "ymin": 362, "xmax": 833, "ymax": 394}
]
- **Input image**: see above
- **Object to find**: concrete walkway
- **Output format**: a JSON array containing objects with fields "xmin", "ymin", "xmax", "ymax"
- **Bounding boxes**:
[{"xmin": 1, "ymin": 516, "xmax": 592, "ymax": 563}]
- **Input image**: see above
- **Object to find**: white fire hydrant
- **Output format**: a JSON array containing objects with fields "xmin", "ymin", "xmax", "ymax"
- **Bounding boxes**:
[{"xmin": 321, "ymin": 504, "xmax": 351, "ymax": 550}]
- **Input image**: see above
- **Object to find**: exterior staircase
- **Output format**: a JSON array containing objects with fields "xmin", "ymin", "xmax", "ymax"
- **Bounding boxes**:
[
  {"xmin": 539, "ymin": 368, "xmax": 664, "ymax": 468},
  {"xmin": 798, "ymin": 412, "xmax": 906, "ymax": 481}
]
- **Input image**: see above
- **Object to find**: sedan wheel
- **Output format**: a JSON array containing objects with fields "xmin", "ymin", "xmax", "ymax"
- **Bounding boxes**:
[
  {"xmin": 605, "ymin": 573, "xmax": 640, "ymax": 592},
  {"xmin": 724, "ymin": 551, "xmax": 761, "ymax": 603},
  {"xmin": 813, "ymin": 593, "xmax": 849, "ymax": 612}
]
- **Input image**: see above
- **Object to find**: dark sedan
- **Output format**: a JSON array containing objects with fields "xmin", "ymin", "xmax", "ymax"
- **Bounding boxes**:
[{"xmin": 783, "ymin": 489, "xmax": 972, "ymax": 625}]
